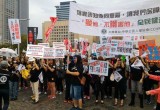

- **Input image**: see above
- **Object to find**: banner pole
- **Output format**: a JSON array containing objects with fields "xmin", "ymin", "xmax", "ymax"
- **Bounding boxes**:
[{"xmin": 67, "ymin": 32, "xmax": 71, "ymax": 70}]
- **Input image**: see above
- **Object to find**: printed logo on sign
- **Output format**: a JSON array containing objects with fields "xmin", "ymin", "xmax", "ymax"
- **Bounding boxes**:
[
  {"xmin": 0, "ymin": 76, "xmax": 7, "ymax": 83},
  {"xmin": 101, "ymin": 29, "xmax": 107, "ymax": 35}
]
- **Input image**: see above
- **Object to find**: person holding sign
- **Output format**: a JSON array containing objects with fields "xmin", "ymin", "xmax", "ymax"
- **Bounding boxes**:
[
  {"xmin": 46, "ymin": 59, "xmax": 56, "ymax": 99},
  {"xmin": 28, "ymin": 57, "xmax": 40, "ymax": 104},
  {"xmin": 128, "ymin": 56, "xmax": 145, "ymax": 108},
  {"xmin": 94, "ymin": 56, "xmax": 105, "ymax": 104},
  {"xmin": 113, "ymin": 57, "xmax": 125, "ymax": 107},
  {"xmin": 66, "ymin": 55, "xmax": 84, "ymax": 110}
]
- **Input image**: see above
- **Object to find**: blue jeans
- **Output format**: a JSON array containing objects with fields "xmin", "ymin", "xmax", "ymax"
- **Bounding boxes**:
[
  {"xmin": 70, "ymin": 84, "xmax": 82, "ymax": 100},
  {"xmin": 9, "ymin": 81, "xmax": 19, "ymax": 99}
]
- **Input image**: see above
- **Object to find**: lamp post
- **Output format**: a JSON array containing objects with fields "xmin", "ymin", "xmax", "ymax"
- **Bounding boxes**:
[{"xmin": 18, "ymin": 18, "xmax": 30, "ymax": 56}]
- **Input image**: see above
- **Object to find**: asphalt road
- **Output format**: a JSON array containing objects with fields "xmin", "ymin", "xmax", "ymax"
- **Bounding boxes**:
[{"xmin": 8, "ymin": 87, "xmax": 154, "ymax": 110}]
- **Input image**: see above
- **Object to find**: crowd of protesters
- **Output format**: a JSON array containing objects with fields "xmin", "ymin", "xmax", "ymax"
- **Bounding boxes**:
[{"xmin": 0, "ymin": 52, "xmax": 160, "ymax": 110}]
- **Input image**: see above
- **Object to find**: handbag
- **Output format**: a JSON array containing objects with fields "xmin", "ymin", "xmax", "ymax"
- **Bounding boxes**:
[
  {"xmin": 110, "ymin": 73, "xmax": 114, "ymax": 81},
  {"xmin": 20, "ymin": 69, "xmax": 30, "ymax": 80},
  {"xmin": 78, "ymin": 76, "xmax": 86, "ymax": 85}
]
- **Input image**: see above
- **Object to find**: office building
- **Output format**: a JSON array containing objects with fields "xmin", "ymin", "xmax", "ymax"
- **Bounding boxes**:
[
  {"xmin": 55, "ymin": 1, "xmax": 76, "ymax": 21},
  {"xmin": 17, "ymin": 0, "xmax": 29, "ymax": 35},
  {"xmin": 0, "ymin": 0, "xmax": 29, "ymax": 44}
]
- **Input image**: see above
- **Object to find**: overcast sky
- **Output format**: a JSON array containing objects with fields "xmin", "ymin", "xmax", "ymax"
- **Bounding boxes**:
[{"xmin": 29, "ymin": 0, "xmax": 149, "ymax": 39}]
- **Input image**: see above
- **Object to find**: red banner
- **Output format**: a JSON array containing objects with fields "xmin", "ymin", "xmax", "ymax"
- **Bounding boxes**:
[{"xmin": 45, "ymin": 17, "xmax": 58, "ymax": 43}]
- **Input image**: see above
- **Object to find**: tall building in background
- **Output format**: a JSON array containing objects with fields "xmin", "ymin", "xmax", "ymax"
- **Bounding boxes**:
[
  {"xmin": 0, "ymin": 0, "xmax": 29, "ymax": 44},
  {"xmin": 17, "ymin": 0, "xmax": 29, "ymax": 35},
  {"xmin": 55, "ymin": 1, "xmax": 76, "ymax": 21}
]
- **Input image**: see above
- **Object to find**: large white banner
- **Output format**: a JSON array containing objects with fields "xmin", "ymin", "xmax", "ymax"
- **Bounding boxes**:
[
  {"xmin": 110, "ymin": 40, "xmax": 133, "ymax": 55},
  {"xmin": 69, "ymin": 1, "xmax": 160, "ymax": 36},
  {"xmin": 89, "ymin": 60, "xmax": 109, "ymax": 76},
  {"xmin": 26, "ymin": 45, "xmax": 44, "ymax": 58},
  {"xmin": 8, "ymin": 19, "xmax": 21, "ymax": 44}
]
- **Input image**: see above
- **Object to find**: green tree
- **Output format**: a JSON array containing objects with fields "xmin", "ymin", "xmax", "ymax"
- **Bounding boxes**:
[{"xmin": 0, "ymin": 34, "xmax": 27, "ymax": 54}]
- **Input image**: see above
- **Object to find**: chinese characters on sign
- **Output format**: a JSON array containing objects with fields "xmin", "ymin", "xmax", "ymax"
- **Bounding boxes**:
[
  {"xmin": 110, "ymin": 40, "xmax": 133, "ymax": 56},
  {"xmin": 89, "ymin": 60, "xmax": 109, "ymax": 76},
  {"xmin": 8, "ymin": 19, "xmax": 21, "ymax": 44},
  {"xmin": 69, "ymin": 2, "xmax": 160, "ymax": 36}
]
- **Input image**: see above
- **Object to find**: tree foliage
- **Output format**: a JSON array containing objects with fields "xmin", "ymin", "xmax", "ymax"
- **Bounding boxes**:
[{"xmin": 0, "ymin": 34, "xmax": 27, "ymax": 54}]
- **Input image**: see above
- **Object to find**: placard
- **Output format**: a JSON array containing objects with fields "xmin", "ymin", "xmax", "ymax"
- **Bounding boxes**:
[
  {"xmin": 43, "ymin": 47, "xmax": 54, "ymax": 59},
  {"xmin": 110, "ymin": 40, "xmax": 133, "ymax": 55},
  {"xmin": 138, "ymin": 39, "xmax": 155, "ymax": 55},
  {"xmin": 38, "ymin": 43, "xmax": 49, "ymax": 47},
  {"xmin": 89, "ymin": 60, "xmax": 108, "ymax": 76},
  {"xmin": 26, "ymin": 45, "xmax": 44, "ymax": 58},
  {"xmin": 148, "ymin": 46, "xmax": 160, "ymax": 62},
  {"xmin": 96, "ymin": 44, "xmax": 114, "ymax": 58}
]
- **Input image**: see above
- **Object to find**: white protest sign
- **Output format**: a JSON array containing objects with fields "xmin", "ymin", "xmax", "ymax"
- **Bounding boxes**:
[
  {"xmin": 53, "ymin": 42, "xmax": 66, "ymax": 58},
  {"xmin": 43, "ymin": 47, "xmax": 54, "ymax": 59},
  {"xmin": 26, "ymin": 45, "xmax": 44, "ymax": 58},
  {"xmin": 38, "ymin": 43, "xmax": 49, "ymax": 47},
  {"xmin": 54, "ymin": 47, "xmax": 65, "ymax": 58},
  {"xmin": 96, "ymin": 44, "xmax": 114, "ymax": 58},
  {"xmin": 89, "ymin": 60, "xmax": 109, "ymax": 76},
  {"xmin": 91, "ymin": 43, "xmax": 97, "ymax": 53},
  {"xmin": 131, "ymin": 59, "xmax": 144, "ymax": 67},
  {"xmin": 8, "ymin": 19, "xmax": 21, "ymax": 44},
  {"xmin": 69, "ymin": 1, "xmax": 160, "ymax": 36},
  {"xmin": 110, "ymin": 40, "xmax": 133, "ymax": 55},
  {"xmin": 114, "ymin": 71, "xmax": 122, "ymax": 82},
  {"xmin": 100, "ymin": 36, "xmax": 112, "ymax": 44}
]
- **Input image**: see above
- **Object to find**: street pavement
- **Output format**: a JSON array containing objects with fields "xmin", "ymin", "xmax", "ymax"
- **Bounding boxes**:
[{"xmin": 8, "ymin": 88, "xmax": 154, "ymax": 110}]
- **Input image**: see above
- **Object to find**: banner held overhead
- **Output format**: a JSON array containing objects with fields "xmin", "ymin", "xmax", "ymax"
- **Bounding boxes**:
[{"xmin": 69, "ymin": 1, "xmax": 160, "ymax": 36}]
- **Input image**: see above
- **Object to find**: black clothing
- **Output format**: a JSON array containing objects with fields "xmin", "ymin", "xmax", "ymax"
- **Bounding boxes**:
[
  {"xmin": 47, "ymin": 65, "xmax": 56, "ymax": 82},
  {"xmin": 10, "ymin": 68, "xmax": 19, "ymax": 82},
  {"xmin": 70, "ymin": 64, "xmax": 83, "ymax": 86},
  {"xmin": 0, "ymin": 69, "xmax": 10, "ymax": 110},
  {"xmin": 130, "ymin": 66, "xmax": 144, "ymax": 81},
  {"xmin": 30, "ymin": 68, "xmax": 40, "ymax": 82},
  {"xmin": 0, "ymin": 69, "xmax": 10, "ymax": 90}
]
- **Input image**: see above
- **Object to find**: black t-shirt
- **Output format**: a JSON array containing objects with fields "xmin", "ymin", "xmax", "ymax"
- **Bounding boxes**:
[
  {"xmin": 130, "ymin": 66, "xmax": 144, "ymax": 81},
  {"xmin": 70, "ymin": 64, "xmax": 83, "ymax": 85},
  {"xmin": 40, "ymin": 67, "xmax": 47, "ymax": 79},
  {"xmin": 149, "ymin": 65, "xmax": 159, "ymax": 75},
  {"xmin": 30, "ymin": 68, "xmax": 40, "ymax": 82},
  {"xmin": 9, "ymin": 67, "xmax": 19, "ymax": 82},
  {"xmin": 47, "ymin": 65, "xmax": 56, "ymax": 82},
  {"xmin": 0, "ymin": 69, "xmax": 10, "ymax": 90},
  {"xmin": 115, "ymin": 66, "xmax": 125, "ymax": 78}
]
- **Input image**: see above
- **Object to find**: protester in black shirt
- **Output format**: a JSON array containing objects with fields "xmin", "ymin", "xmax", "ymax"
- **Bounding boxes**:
[
  {"xmin": 66, "ymin": 55, "xmax": 84, "ymax": 110},
  {"xmin": 114, "ymin": 58, "xmax": 125, "ymax": 107},
  {"xmin": 55, "ymin": 59, "xmax": 64, "ymax": 95},
  {"xmin": 9, "ymin": 61, "xmax": 20, "ymax": 101},
  {"xmin": 144, "ymin": 62, "xmax": 159, "ymax": 104},
  {"xmin": 47, "ymin": 59, "xmax": 56, "ymax": 99},
  {"xmin": 39, "ymin": 59, "xmax": 47, "ymax": 95},
  {"xmin": 0, "ymin": 61, "xmax": 10, "ymax": 110},
  {"xmin": 64, "ymin": 56, "xmax": 73, "ymax": 103},
  {"xmin": 29, "ymin": 57, "xmax": 40, "ymax": 104},
  {"xmin": 129, "ymin": 57, "xmax": 145, "ymax": 108}
]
